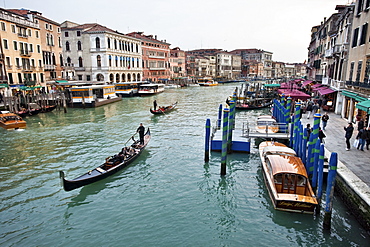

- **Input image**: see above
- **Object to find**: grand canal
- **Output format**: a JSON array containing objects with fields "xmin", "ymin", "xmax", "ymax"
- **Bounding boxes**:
[{"xmin": 1, "ymin": 84, "xmax": 369, "ymax": 246}]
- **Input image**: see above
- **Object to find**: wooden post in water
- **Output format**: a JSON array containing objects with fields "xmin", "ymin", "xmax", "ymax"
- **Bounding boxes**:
[
  {"xmin": 81, "ymin": 92, "xmax": 85, "ymax": 109},
  {"xmin": 217, "ymin": 104, "xmax": 222, "ymax": 130},
  {"xmin": 221, "ymin": 107, "xmax": 229, "ymax": 176},
  {"xmin": 204, "ymin": 118, "xmax": 211, "ymax": 162},
  {"xmin": 227, "ymin": 100, "xmax": 235, "ymax": 153},
  {"xmin": 316, "ymin": 143, "xmax": 325, "ymax": 213},
  {"xmin": 311, "ymin": 140, "xmax": 321, "ymax": 190},
  {"xmin": 62, "ymin": 93, "xmax": 67, "ymax": 113},
  {"xmin": 323, "ymin": 152, "xmax": 338, "ymax": 230}
]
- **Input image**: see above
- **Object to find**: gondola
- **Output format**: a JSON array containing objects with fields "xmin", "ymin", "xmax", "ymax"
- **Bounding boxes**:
[
  {"xmin": 59, "ymin": 128, "xmax": 151, "ymax": 191},
  {"xmin": 235, "ymin": 100, "xmax": 272, "ymax": 110},
  {"xmin": 150, "ymin": 102, "xmax": 177, "ymax": 115}
]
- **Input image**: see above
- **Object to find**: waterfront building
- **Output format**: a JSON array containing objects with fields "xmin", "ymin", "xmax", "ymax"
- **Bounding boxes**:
[
  {"xmin": 231, "ymin": 54, "xmax": 242, "ymax": 79},
  {"xmin": 61, "ymin": 22, "xmax": 142, "ymax": 83},
  {"xmin": 229, "ymin": 49, "xmax": 273, "ymax": 79},
  {"xmin": 272, "ymin": 61, "xmax": 285, "ymax": 79},
  {"xmin": 169, "ymin": 47, "xmax": 186, "ymax": 80},
  {"xmin": 126, "ymin": 32, "xmax": 170, "ymax": 82},
  {"xmin": 216, "ymin": 51, "xmax": 232, "ymax": 80},
  {"xmin": 185, "ymin": 54, "xmax": 196, "ymax": 80},
  {"xmin": 0, "ymin": 8, "xmax": 43, "ymax": 94}
]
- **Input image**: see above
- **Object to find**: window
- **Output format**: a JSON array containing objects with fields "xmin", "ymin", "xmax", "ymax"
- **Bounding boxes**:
[
  {"xmin": 50, "ymin": 34, "xmax": 54, "ymax": 46},
  {"xmin": 78, "ymin": 57, "xmax": 83, "ymax": 67},
  {"xmin": 60, "ymin": 54, "xmax": 63, "ymax": 66},
  {"xmin": 107, "ymin": 38, "xmax": 111, "ymax": 48},
  {"xmin": 36, "ymin": 31, "xmax": 39, "ymax": 38},
  {"xmin": 57, "ymin": 27, "xmax": 60, "ymax": 33},
  {"xmin": 95, "ymin": 37, "xmax": 100, "ymax": 48},
  {"xmin": 77, "ymin": 31, "xmax": 81, "ymax": 36},
  {"xmin": 3, "ymin": 39, "xmax": 8, "ymax": 49},
  {"xmin": 364, "ymin": 58, "xmax": 370, "ymax": 83},
  {"xmin": 357, "ymin": 0, "xmax": 364, "ymax": 15},
  {"xmin": 66, "ymin": 41, "xmax": 70, "ymax": 51},
  {"xmin": 28, "ymin": 29, "xmax": 31, "ymax": 37},
  {"xmin": 6, "ymin": 57, "xmax": 10, "ymax": 66},
  {"xmin": 66, "ymin": 57, "xmax": 71, "ymax": 64},
  {"xmin": 29, "ymin": 44, "xmax": 33, "ymax": 52},
  {"xmin": 1, "ymin": 22, "xmax": 5, "ymax": 31},
  {"xmin": 13, "ymin": 41, "xmax": 18, "ymax": 50},
  {"xmin": 356, "ymin": 61, "xmax": 362, "ymax": 82},
  {"xmin": 78, "ymin": 75, "xmax": 83, "ymax": 80},
  {"xmin": 49, "ymin": 24, "xmax": 53, "ymax": 31},
  {"xmin": 11, "ymin": 25, "xmax": 15, "ymax": 33},
  {"xmin": 37, "ymin": 45, "xmax": 41, "ymax": 53},
  {"xmin": 97, "ymin": 55, "xmax": 101, "ymax": 67},
  {"xmin": 58, "ymin": 37, "xmax": 61, "ymax": 47},
  {"xmin": 349, "ymin": 62, "xmax": 355, "ymax": 81},
  {"xmin": 360, "ymin": 23, "xmax": 368, "ymax": 45},
  {"xmin": 352, "ymin": 28, "xmax": 359, "ymax": 47},
  {"xmin": 39, "ymin": 60, "xmax": 42, "ymax": 68},
  {"xmin": 45, "ymin": 23, "xmax": 49, "ymax": 30},
  {"xmin": 77, "ymin": 41, "xmax": 82, "ymax": 50},
  {"xmin": 15, "ymin": 58, "xmax": 20, "ymax": 67},
  {"xmin": 64, "ymin": 31, "xmax": 69, "ymax": 37},
  {"xmin": 86, "ymin": 75, "xmax": 91, "ymax": 81}
]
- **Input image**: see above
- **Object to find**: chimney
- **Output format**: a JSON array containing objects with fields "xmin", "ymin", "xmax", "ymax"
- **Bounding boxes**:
[{"xmin": 155, "ymin": 35, "xmax": 157, "ymax": 40}]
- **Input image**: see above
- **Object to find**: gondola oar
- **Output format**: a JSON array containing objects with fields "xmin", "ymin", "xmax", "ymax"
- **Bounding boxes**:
[
  {"xmin": 124, "ymin": 133, "xmax": 137, "ymax": 145},
  {"xmin": 159, "ymin": 108, "xmax": 166, "ymax": 115}
]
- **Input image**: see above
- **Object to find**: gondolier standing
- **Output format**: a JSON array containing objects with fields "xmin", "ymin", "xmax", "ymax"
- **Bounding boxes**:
[
  {"xmin": 137, "ymin": 123, "xmax": 145, "ymax": 145},
  {"xmin": 153, "ymin": 100, "xmax": 157, "ymax": 111}
]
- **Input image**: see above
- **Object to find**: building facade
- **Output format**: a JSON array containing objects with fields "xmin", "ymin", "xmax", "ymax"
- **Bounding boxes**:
[
  {"xmin": 127, "ymin": 32, "xmax": 170, "ymax": 82},
  {"xmin": 169, "ymin": 47, "xmax": 186, "ymax": 79},
  {"xmin": 61, "ymin": 22, "xmax": 142, "ymax": 83}
]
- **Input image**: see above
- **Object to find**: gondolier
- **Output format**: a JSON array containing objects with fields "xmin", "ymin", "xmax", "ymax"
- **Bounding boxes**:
[
  {"xmin": 153, "ymin": 100, "xmax": 157, "ymax": 110},
  {"xmin": 137, "ymin": 123, "xmax": 145, "ymax": 145}
]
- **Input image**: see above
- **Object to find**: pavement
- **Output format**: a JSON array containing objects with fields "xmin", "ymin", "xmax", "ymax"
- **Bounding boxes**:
[{"xmin": 300, "ymin": 110, "xmax": 370, "ymax": 187}]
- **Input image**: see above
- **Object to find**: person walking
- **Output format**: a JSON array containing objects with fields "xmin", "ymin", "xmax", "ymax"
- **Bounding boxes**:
[
  {"xmin": 306, "ymin": 100, "xmax": 313, "ymax": 119},
  {"xmin": 312, "ymin": 103, "xmax": 320, "ymax": 114},
  {"xmin": 318, "ymin": 127, "xmax": 326, "ymax": 143},
  {"xmin": 365, "ymin": 127, "xmax": 370, "ymax": 150},
  {"xmin": 357, "ymin": 118, "xmax": 364, "ymax": 131},
  {"xmin": 136, "ymin": 123, "xmax": 145, "ymax": 145},
  {"xmin": 356, "ymin": 126, "xmax": 367, "ymax": 151},
  {"xmin": 322, "ymin": 112, "xmax": 329, "ymax": 130},
  {"xmin": 306, "ymin": 123, "xmax": 312, "ymax": 139},
  {"xmin": 344, "ymin": 122, "xmax": 354, "ymax": 151}
]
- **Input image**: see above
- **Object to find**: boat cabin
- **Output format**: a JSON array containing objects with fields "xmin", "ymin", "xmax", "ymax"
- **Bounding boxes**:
[
  {"xmin": 69, "ymin": 85, "xmax": 120, "ymax": 107},
  {"xmin": 138, "ymin": 83, "xmax": 165, "ymax": 95},
  {"xmin": 115, "ymin": 81, "xmax": 146, "ymax": 97}
]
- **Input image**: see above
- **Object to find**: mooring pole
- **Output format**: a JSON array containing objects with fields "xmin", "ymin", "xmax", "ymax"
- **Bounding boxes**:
[
  {"xmin": 217, "ymin": 104, "xmax": 222, "ymax": 129},
  {"xmin": 316, "ymin": 143, "xmax": 325, "ymax": 214},
  {"xmin": 311, "ymin": 140, "xmax": 321, "ymax": 190},
  {"xmin": 323, "ymin": 152, "xmax": 338, "ymax": 230},
  {"xmin": 221, "ymin": 108, "xmax": 229, "ymax": 176},
  {"xmin": 204, "ymin": 119, "xmax": 211, "ymax": 162},
  {"xmin": 227, "ymin": 100, "xmax": 235, "ymax": 153}
]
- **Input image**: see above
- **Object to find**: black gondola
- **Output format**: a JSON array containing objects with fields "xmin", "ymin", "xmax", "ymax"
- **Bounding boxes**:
[
  {"xmin": 150, "ymin": 102, "xmax": 177, "ymax": 115},
  {"xmin": 59, "ymin": 128, "xmax": 151, "ymax": 191},
  {"xmin": 235, "ymin": 100, "xmax": 273, "ymax": 110}
]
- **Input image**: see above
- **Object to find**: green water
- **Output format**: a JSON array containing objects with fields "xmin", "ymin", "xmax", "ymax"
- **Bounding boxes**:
[{"xmin": 0, "ymin": 84, "xmax": 368, "ymax": 246}]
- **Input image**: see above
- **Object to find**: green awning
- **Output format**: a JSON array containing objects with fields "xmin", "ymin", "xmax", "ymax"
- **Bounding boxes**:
[
  {"xmin": 355, "ymin": 95, "xmax": 367, "ymax": 102},
  {"xmin": 0, "ymin": 83, "xmax": 9, "ymax": 88},
  {"xmin": 56, "ymin": 80, "xmax": 69, "ymax": 83},
  {"xmin": 356, "ymin": 100, "xmax": 370, "ymax": 114},
  {"xmin": 341, "ymin": 90, "xmax": 358, "ymax": 98},
  {"xmin": 264, "ymin": 84, "xmax": 280, "ymax": 88}
]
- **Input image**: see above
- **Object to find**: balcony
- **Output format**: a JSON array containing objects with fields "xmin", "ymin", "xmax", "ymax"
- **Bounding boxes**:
[
  {"xmin": 22, "ymin": 66, "xmax": 33, "ymax": 72},
  {"xmin": 148, "ymin": 55, "xmax": 165, "ymax": 59},
  {"xmin": 18, "ymin": 33, "xmax": 28, "ymax": 38},
  {"xmin": 63, "ymin": 63, "xmax": 74, "ymax": 68},
  {"xmin": 149, "ymin": 67, "xmax": 166, "ymax": 70},
  {"xmin": 20, "ymin": 50, "xmax": 31, "ymax": 57},
  {"xmin": 74, "ymin": 67, "xmax": 86, "ymax": 71},
  {"xmin": 324, "ymin": 48, "xmax": 333, "ymax": 58},
  {"xmin": 44, "ymin": 64, "xmax": 56, "ymax": 71}
]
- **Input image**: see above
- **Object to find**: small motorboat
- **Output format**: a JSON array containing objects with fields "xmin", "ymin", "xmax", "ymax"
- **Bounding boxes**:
[{"xmin": 0, "ymin": 111, "xmax": 27, "ymax": 129}]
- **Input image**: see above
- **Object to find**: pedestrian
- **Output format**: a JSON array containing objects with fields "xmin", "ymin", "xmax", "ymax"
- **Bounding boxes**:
[
  {"xmin": 312, "ymin": 103, "xmax": 319, "ymax": 114},
  {"xmin": 136, "ymin": 123, "xmax": 145, "ymax": 145},
  {"xmin": 321, "ymin": 112, "xmax": 329, "ymax": 130},
  {"xmin": 306, "ymin": 100, "xmax": 313, "ymax": 119},
  {"xmin": 306, "ymin": 123, "xmax": 312, "ymax": 139},
  {"xmin": 357, "ymin": 118, "xmax": 364, "ymax": 131},
  {"xmin": 365, "ymin": 127, "xmax": 370, "ymax": 150},
  {"xmin": 344, "ymin": 122, "xmax": 354, "ymax": 151},
  {"xmin": 356, "ymin": 126, "xmax": 367, "ymax": 151},
  {"xmin": 319, "ymin": 127, "xmax": 326, "ymax": 143},
  {"xmin": 153, "ymin": 100, "xmax": 157, "ymax": 111}
]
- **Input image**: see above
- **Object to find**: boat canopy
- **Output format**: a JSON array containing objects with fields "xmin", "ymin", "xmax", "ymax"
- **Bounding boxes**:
[
  {"xmin": 267, "ymin": 155, "xmax": 308, "ymax": 176},
  {"xmin": 263, "ymin": 146, "xmax": 296, "ymax": 157}
]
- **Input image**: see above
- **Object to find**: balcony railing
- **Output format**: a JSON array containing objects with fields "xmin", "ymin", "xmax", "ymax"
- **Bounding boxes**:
[
  {"xmin": 74, "ymin": 67, "xmax": 86, "ymax": 71},
  {"xmin": 346, "ymin": 80, "xmax": 370, "ymax": 88},
  {"xmin": 44, "ymin": 64, "xmax": 56, "ymax": 70},
  {"xmin": 20, "ymin": 50, "xmax": 31, "ymax": 57},
  {"xmin": 325, "ymin": 48, "xmax": 334, "ymax": 58}
]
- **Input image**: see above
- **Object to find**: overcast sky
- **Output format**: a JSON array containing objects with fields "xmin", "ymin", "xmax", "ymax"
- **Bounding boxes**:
[{"xmin": 2, "ymin": 0, "xmax": 349, "ymax": 63}]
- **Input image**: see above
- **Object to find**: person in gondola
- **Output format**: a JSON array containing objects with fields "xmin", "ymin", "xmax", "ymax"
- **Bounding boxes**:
[
  {"xmin": 137, "ymin": 123, "xmax": 145, "ymax": 145},
  {"xmin": 153, "ymin": 100, "xmax": 157, "ymax": 111}
]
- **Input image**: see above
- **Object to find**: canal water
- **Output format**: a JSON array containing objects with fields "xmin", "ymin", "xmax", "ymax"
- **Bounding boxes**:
[{"xmin": 1, "ymin": 84, "xmax": 369, "ymax": 246}]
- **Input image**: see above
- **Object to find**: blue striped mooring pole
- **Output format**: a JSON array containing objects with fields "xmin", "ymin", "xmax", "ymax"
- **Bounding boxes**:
[
  {"xmin": 323, "ymin": 152, "xmax": 338, "ymax": 230},
  {"xmin": 217, "ymin": 104, "xmax": 222, "ymax": 129},
  {"xmin": 221, "ymin": 108, "xmax": 229, "ymax": 175},
  {"xmin": 204, "ymin": 118, "xmax": 211, "ymax": 162}
]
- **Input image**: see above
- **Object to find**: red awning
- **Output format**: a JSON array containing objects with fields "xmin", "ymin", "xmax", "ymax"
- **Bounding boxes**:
[
  {"xmin": 280, "ymin": 82, "xmax": 300, "ymax": 89},
  {"xmin": 277, "ymin": 89, "xmax": 311, "ymax": 100},
  {"xmin": 311, "ymin": 84, "xmax": 323, "ymax": 88},
  {"xmin": 301, "ymin": 80, "xmax": 313, "ymax": 87},
  {"xmin": 312, "ymin": 85, "xmax": 328, "ymax": 91},
  {"xmin": 318, "ymin": 88, "xmax": 336, "ymax": 95}
]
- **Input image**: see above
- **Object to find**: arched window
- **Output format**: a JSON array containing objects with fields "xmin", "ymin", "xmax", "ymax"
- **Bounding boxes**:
[
  {"xmin": 50, "ymin": 34, "xmax": 54, "ymax": 46},
  {"xmin": 136, "ymin": 44, "xmax": 138, "ymax": 53},
  {"xmin": 59, "ymin": 54, "xmax": 63, "ymax": 66},
  {"xmin": 107, "ymin": 38, "xmax": 111, "ymax": 49},
  {"xmin": 77, "ymin": 41, "xmax": 82, "ymax": 50},
  {"xmin": 46, "ymin": 33, "xmax": 50, "ymax": 45},
  {"xmin": 97, "ymin": 73, "xmax": 104, "ymax": 81},
  {"xmin": 115, "ymin": 74, "xmax": 119, "ymax": 82},
  {"xmin": 97, "ymin": 55, "xmax": 101, "ymax": 68},
  {"xmin": 66, "ymin": 57, "xmax": 71, "ymax": 64},
  {"xmin": 95, "ymin": 37, "xmax": 100, "ymax": 48},
  {"xmin": 114, "ymin": 39, "xmax": 117, "ymax": 50},
  {"xmin": 66, "ymin": 41, "xmax": 70, "ymax": 51},
  {"xmin": 121, "ymin": 74, "xmax": 125, "ymax": 82},
  {"xmin": 78, "ymin": 57, "xmax": 83, "ymax": 67},
  {"xmin": 109, "ymin": 55, "xmax": 112, "ymax": 67},
  {"xmin": 133, "ymin": 73, "xmax": 136, "ymax": 81},
  {"xmin": 127, "ymin": 73, "xmax": 131, "ymax": 81},
  {"xmin": 109, "ymin": 73, "xmax": 114, "ymax": 82},
  {"xmin": 137, "ymin": 73, "xmax": 141, "ymax": 81},
  {"xmin": 52, "ymin": 54, "xmax": 56, "ymax": 65}
]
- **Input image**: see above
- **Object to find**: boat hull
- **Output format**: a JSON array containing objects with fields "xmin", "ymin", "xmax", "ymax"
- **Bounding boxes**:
[
  {"xmin": 60, "ymin": 128, "xmax": 151, "ymax": 191},
  {"xmin": 0, "ymin": 113, "xmax": 27, "ymax": 129},
  {"xmin": 150, "ymin": 102, "xmax": 177, "ymax": 115}
]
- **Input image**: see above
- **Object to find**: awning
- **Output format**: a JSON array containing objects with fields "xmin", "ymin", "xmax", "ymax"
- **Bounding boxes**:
[
  {"xmin": 311, "ymin": 84, "xmax": 323, "ymax": 88},
  {"xmin": 312, "ymin": 85, "xmax": 327, "ymax": 91},
  {"xmin": 318, "ymin": 87, "xmax": 336, "ymax": 95},
  {"xmin": 279, "ymin": 82, "xmax": 299, "ymax": 89},
  {"xmin": 356, "ymin": 100, "xmax": 370, "ymax": 114},
  {"xmin": 342, "ymin": 90, "xmax": 367, "ymax": 102},
  {"xmin": 301, "ymin": 80, "xmax": 313, "ymax": 87},
  {"xmin": 264, "ymin": 83, "xmax": 280, "ymax": 88},
  {"xmin": 277, "ymin": 89, "xmax": 311, "ymax": 100},
  {"xmin": 0, "ymin": 83, "xmax": 9, "ymax": 88},
  {"xmin": 56, "ymin": 80, "xmax": 69, "ymax": 83}
]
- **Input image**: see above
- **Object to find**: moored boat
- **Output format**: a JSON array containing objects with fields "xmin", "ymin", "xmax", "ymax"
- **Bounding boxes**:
[
  {"xmin": 115, "ymin": 81, "xmax": 145, "ymax": 97},
  {"xmin": 197, "ymin": 78, "xmax": 218, "ymax": 86},
  {"xmin": 59, "ymin": 128, "xmax": 151, "ymax": 191},
  {"xmin": 0, "ymin": 111, "xmax": 27, "ymax": 129},
  {"xmin": 258, "ymin": 141, "xmax": 318, "ymax": 214},
  {"xmin": 256, "ymin": 115, "xmax": 279, "ymax": 133},
  {"xmin": 235, "ymin": 99, "xmax": 273, "ymax": 110},
  {"xmin": 138, "ymin": 83, "xmax": 165, "ymax": 96},
  {"xmin": 150, "ymin": 102, "xmax": 177, "ymax": 115}
]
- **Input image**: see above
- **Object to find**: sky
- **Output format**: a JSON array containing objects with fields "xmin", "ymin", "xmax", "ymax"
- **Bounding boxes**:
[{"xmin": 2, "ymin": 0, "xmax": 350, "ymax": 63}]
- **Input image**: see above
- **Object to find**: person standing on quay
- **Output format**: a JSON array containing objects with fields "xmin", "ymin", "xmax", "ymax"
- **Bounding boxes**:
[
  {"xmin": 322, "ymin": 112, "xmax": 329, "ymax": 130},
  {"xmin": 344, "ymin": 122, "xmax": 354, "ymax": 151},
  {"xmin": 356, "ymin": 126, "xmax": 367, "ymax": 151},
  {"xmin": 365, "ymin": 127, "xmax": 370, "ymax": 150},
  {"xmin": 137, "ymin": 123, "xmax": 145, "ymax": 145}
]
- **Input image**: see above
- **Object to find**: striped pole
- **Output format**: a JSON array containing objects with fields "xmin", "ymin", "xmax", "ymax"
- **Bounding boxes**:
[
  {"xmin": 285, "ymin": 96, "xmax": 292, "ymax": 124},
  {"xmin": 228, "ymin": 100, "xmax": 235, "ymax": 153},
  {"xmin": 302, "ymin": 127, "xmax": 308, "ymax": 165},
  {"xmin": 316, "ymin": 143, "xmax": 325, "ymax": 212},
  {"xmin": 311, "ymin": 140, "xmax": 321, "ymax": 189},
  {"xmin": 306, "ymin": 133, "xmax": 314, "ymax": 173},
  {"xmin": 217, "ymin": 104, "xmax": 222, "ymax": 129},
  {"xmin": 323, "ymin": 152, "xmax": 338, "ymax": 230},
  {"xmin": 204, "ymin": 118, "xmax": 211, "ymax": 162},
  {"xmin": 307, "ymin": 112, "xmax": 321, "ymax": 175},
  {"xmin": 293, "ymin": 102, "xmax": 301, "ymax": 150},
  {"xmin": 221, "ymin": 108, "xmax": 229, "ymax": 175}
]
